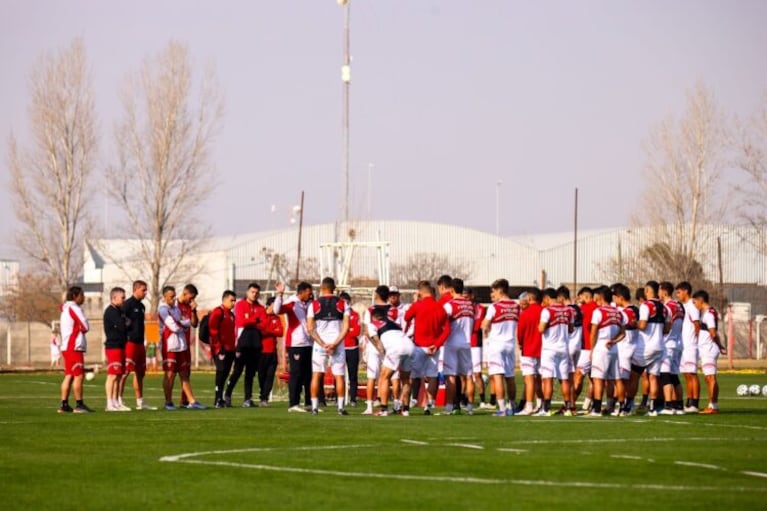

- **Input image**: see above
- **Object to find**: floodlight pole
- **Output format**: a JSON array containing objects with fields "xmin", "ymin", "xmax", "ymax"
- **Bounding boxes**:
[
  {"xmin": 573, "ymin": 187, "xmax": 579, "ymax": 292},
  {"xmin": 340, "ymin": 0, "xmax": 351, "ymax": 227},
  {"xmin": 295, "ymin": 191, "xmax": 305, "ymax": 283}
]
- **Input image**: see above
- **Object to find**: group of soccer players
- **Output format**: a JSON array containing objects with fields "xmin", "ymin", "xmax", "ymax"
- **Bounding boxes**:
[{"xmin": 56, "ymin": 274, "xmax": 726, "ymax": 418}]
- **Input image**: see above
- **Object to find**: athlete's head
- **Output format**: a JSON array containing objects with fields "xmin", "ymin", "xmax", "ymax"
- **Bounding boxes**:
[
  {"xmin": 246, "ymin": 282, "xmax": 261, "ymax": 303},
  {"xmin": 463, "ymin": 287, "xmax": 476, "ymax": 302},
  {"xmin": 265, "ymin": 295, "xmax": 276, "ymax": 314},
  {"xmin": 644, "ymin": 280, "xmax": 659, "ymax": 300},
  {"xmin": 541, "ymin": 287, "xmax": 557, "ymax": 306},
  {"xmin": 221, "ymin": 290, "xmax": 237, "ymax": 310},
  {"xmin": 132, "ymin": 280, "xmax": 148, "ymax": 300},
  {"xmin": 296, "ymin": 281, "xmax": 313, "ymax": 302},
  {"xmin": 451, "ymin": 278, "xmax": 465, "ymax": 295},
  {"xmin": 517, "ymin": 291, "xmax": 529, "ymax": 309},
  {"xmin": 389, "ymin": 286, "xmax": 402, "ymax": 306},
  {"xmin": 321, "ymin": 277, "xmax": 336, "ymax": 294},
  {"xmin": 675, "ymin": 281, "xmax": 692, "ymax": 301},
  {"xmin": 179, "ymin": 283, "xmax": 198, "ymax": 304},
  {"xmin": 527, "ymin": 287, "xmax": 542, "ymax": 304},
  {"xmin": 491, "ymin": 279, "xmax": 510, "ymax": 302},
  {"xmin": 659, "ymin": 281, "xmax": 674, "ymax": 300},
  {"xmin": 339, "ymin": 291, "xmax": 352, "ymax": 303},
  {"xmin": 374, "ymin": 285, "xmax": 390, "ymax": 304},
  {"xmin": 635, "ymin": 287, "xmax": 646, "ymax": 302},
  {"xmin": 612, "ymin": 283, "xmax": 631, "ymax": 306},
  {"xmin": 692, "ymin": 290, "xmax": 710, "ymax": 309},
  {"xmin": 577, "ymin": 287, "xmax": 593, "ymax": 304},
  {"xmin": 417, "ymin": 280, "xmax": 433, "ymax": 298},
  {"xmin": 556, "ymin": 285, "xmax": 571, "ymax": 303},
  {"xmin": 66, "ymin": 286, "xmax": 84, "ymax": 305},
  {"xmin": 593, "ymin": 285, "xmax": 612, "ymax": 305},
  {"xmin": 162, "ymin": 285, "xmax": 176, "ymax": 305},
  {"xmin": 110, "ymin": 286, "xmax": 126, "ymax": 307},
  {"xmin": 436, "ymin": 275, "xmax": 453, "ymax": 295}
]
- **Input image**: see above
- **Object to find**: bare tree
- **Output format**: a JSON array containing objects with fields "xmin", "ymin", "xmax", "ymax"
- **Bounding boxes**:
[
  {"xmin": 8, "ymin": 38, "xmax": 96, "ymax": 291},
  {"xmin": 0, "ymin": 273, "xmax": 61, "ymax": 323},
  {"xmin": 391, "ymin": 253, "xmax": 473, "ymax": 287},
  {"xmin": 629, "ymin": 82, "xmax": 729, "ymax": 280},
  {"xmin": 108, "ymin": 41, "xmax": 222, "ymax": 312},
  {"xmin": 734, "ymin": 93, "xmax": 767, "ymax": 255}
]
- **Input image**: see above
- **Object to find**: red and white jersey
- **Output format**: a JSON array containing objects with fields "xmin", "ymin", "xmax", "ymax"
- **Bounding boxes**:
[
  {"xmin": 274, "ymin": 295, "xmax": 311, "ymax": 348},
  {"xmin": 471, "ymin": 303, "xmax": 486, "ymax": 347},
  {"xmin": 619, "ymin": 305, "xmax": 639, "ymax": 345},
  {"xmin": 363, "ymin": 304, "xmax": 398, "ymax": 333},
  {"xmin": 540, "ymin": 304, "xmax": 571, "ymax": 352},
  {"xmin": 484, "ymin": 299, "xmax": 520, "ymax": 343},
  {"xmin": 307, "ymin": 295, "xmax": 350, "ymax": 344},
  {"xmin": 681, "ymin": 299, "xmax": 700, "ymax": 346},
  {"xmin": 591, "ymin": 305, "xmax": 623, "ymax": 346},
  {"xmin": 664, "ymin": 300, "xmax": 684, "ymax": 342},
  {"xmin": 698, "ymin": 307, "xmax": 718, "ymax": 347},
  {"xmin": 638, "ymin": 300, "xmax": 665, "ymax": 350},
  {"xmin": 60, "ymin": 301, "xmax": 89, "ymax": 352},
  {"xmin": 391, "ymin": 303, "xmax": 410, "ymax": 330},
  {"xmin": 158, "ymin": 301, "xmax": 191, "ymax": 349},
  {"xmin": 444, "ymin": 296, "xmax": 474, "ymax": 347}
]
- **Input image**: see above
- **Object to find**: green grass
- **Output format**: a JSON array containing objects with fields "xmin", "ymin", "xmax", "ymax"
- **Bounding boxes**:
[{"xmin": 1, "ymin": 372, "xmax": 766, "ymax": 510}]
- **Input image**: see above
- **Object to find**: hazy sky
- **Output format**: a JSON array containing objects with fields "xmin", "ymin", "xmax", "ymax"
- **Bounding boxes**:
[{"xmin": 1, "ymin": 0, "xmax": 766, "ymax": 262}]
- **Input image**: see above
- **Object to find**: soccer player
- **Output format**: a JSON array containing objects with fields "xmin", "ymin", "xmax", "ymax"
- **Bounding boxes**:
[
  {"xmin": 226, "ymin": 282, "xmax": 267, "ymax": 407},
  {"xmin": 50, "ymin": 328, "xmax": 61, "ymax": 368},
  {"xmin": 465, "ymin": 287, "xmax": 489, "ymax": 409},
  {"xmin": 362, "ymin": 286, "xmax": 395, "ymax": 415},
  {"xmin": 693, "ymin": 290, "xmax": 726, "ymax": 414},
  {"xmin": 613, "ymin": 284, "xmax": 639, "ymax": 415},
  {"xmin": 274, "ymin": 281, "xmax": 314, "ymax": 412},
  {"xmin": 367, "ymin": 308, "xmax": 415, "ymax": 416},
  {"xmin": 209, "ymin": 290, "xmax": 237, "ymax": 408},
  {"xmin": 442, "ymin": 278, "xmax": 475, "ymax": 415},
  {"xmin": 635, "ymin": 281, "xmax": 669, "ymax": 416},
  {"xmin": 58, "ymin": 286, "xmax": 93, "ymax": 414},
  {"xmin": 104, "ymin": 287, "xmax": 130, "ymax": 412},
  {"xmin": 159, "ymin": 286, "xmax": 206, "ymax": 410},
  {"xmin": 538, "ymin": 288, "xmax": 574, "ymax": 416},
  {"xmin": 258, "ymin": 296, "xmax": 284, "ymax": 407},
  {"xmin": 517, "ymin": 288, "xmax": 543, "ymax": 416},
  {"xmin": 558, "ymin": 286, "xmax": 581, "ymax": 411},
  {"xmin": 121, "ymin": 280, "xmax": 155, "ymax": 410},
  {"xmin": 340, "ymin": 291, "xmax": 361, "ymax": 408},
  {"xmin": 574, "ymin": 287, "xmax": 596, "ymax": 412},
  {"xmin": 307, "ymin": 277, "xmax": 351, "ymax": 415},
  {"xmin": 588, "ymin": 286, "xmax": 626, "ymax": 416},
  {"xmin": 659, "ymin": 281, "xmax": 685, "ymax": 414},
  {"xmin": 481, "ymin": 279, "xmax": 520, "ymax": 416},
  {"xmin": 176, "ymin": 284, "xmax": 200, "ymax": 408},
  {"xmin": 675, "ymin": 281, "xmax": 701, "ymax": 413},
  {"xmin": 404, "ymin": 280, "xmax": 451, "ymax": 415}
]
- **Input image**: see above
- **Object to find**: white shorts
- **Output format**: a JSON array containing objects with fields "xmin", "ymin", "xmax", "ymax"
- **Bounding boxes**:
[
  {"xmin": 576, "ymin": 350, "xmax": 592, "ymax": 374},
  {"xmin": 471, "ymin": 347, "xmax": 483, "ymax": 373},
  {"xmin": 568, "ymin": 336, "xmax": 581, "ymax": 368},
  {"xmin": 617, "ymin": 340, "xmax": 635, "ymax": 380},
  {"xmin": 410, "ymin": 347, "xmax": 439, "ymax": 378},
  {"xmin": 443, "ymin": 343, "xmax": 472, "ymax": 377},
  {"xmin": 631, "ymin": 342, "xmax": 664, "ymax": 376},
  {"xmin": 660, "ymin": 341, "xmax": 682, "ymax": 374},
  {"xmin": 382, "ymin": 338, "xmax": 414, "ymax": 373},
  {"xmin": 540, "ymin": 349, "xmax": 572, "ymax": 380},
  {"xmin": 591, "ymin": 344, "xmax": 619, "ymax": 380},
  {"xmin": 486, "ymin": 341, "xmax": 515, "ymax": 378},
  {"xmin": 366, "ymin": 344, "xmax": 382, "ymax": 380},
  {"xmin": 680, "ymin": 344, "xmax": 699, "ymax": 374},
  {"xmin": 699, "ymin": 343, "xmax": 719, "ymax": 376},
  {"xmin": 520, "ymin": 356, "xmax": 540, "ymax": 377},
  {"xmin": 312, "ymin": 344, "xmax": 346, "ymax": 376}
]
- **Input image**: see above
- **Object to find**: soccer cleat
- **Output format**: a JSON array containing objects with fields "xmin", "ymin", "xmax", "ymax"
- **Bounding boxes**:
[
  {"xmin": 659, "ymin": 408, "xmax": 675, "ymax": 415},
  {"xmin": 242, "ymin": 399, "xmax": 256, "ymax": 408},
  {"xmin": 563, "ymin": 410, "xmax": 574, "ymax": 417},
  {"xmin": 618, "ymin": 411, "xmax": 628, "ymax": 417},
  {"xmin": 73, "ymin": 403, "xmax": 93, "ymax": 414},
  {"xmin": 288, "ymin": 405, "xmax": 307, "ymax": 413},
  {"xmin": 683, "ymin": 406, "xmax": 699, "ymax": 414},
  {"xmin": 587, "ymin": 411, "xmax": 602, "ymax": 417},
  {"xmin": 533, "ymin": 409, "xmax": 550, "ymax": 417},
  {"xmin": 673, "ymin": 408, "xmax": 686, "ymax": 415},
  {"xmin": 401, "ymin": 410, "xmax": 410, "ymax": 417},
  {"xmin": 375, "ymin": 410, "xmax": 389, "ymax": 417},
  {"xmin": 516, "ymin": 407, "xmax": 534, "ymax": 416},
  {"xmin": 505, "ymin": 408, "xmax": 515, "ymax": 417},
  {"xmin": 699, "ymin": 407, "xmax": 719, "ymax": 415},
  {"xmin": 137, "ymin": 402, "xmax": 158, "ymax": 411},
  {"xmin": 187, "ymin": 401, "xmax": 207, "ymax": 410},
  {"xmin": 58, "ymin": 403, "xmax": 74, "ymax": 414},
  {"xmin": 215, "ymin": 400, "xmax": 226, "ymax": 409},
  {"xmin": 493, "ymin": 410, "xmax": 506, "ymax": 417},
  {"xmin": 410, "ymin": 398, "xmax": 418, "ymax": 408},
  {"xmin": 479, "ymin": 402, "xmax": 494, "ymax": 410},
  {"xmin": 423, "ymin": 408, "xmax": 432, "ymax": 416},
  {"xmin": 338, "ymin": 409, "xmax": 349, "ymax": 416},
  {"xmin": 311, "ymin": 408, "xmax": 319, "ymax": 415},
  {"xmin": 259, "ymin": 400, "xmax": 269, "ymax": 407},
  {"xmin": 361, "ymin": 409, "xmax": 374, "ymax": 415},
  {"xmin": 117, "ymin": 403, "xmax": 132, "ymax": 412},
  {"xmin": 646, "ymin": 410, "xmax": 658, "ymax": 417},
  {"xmin": 224, "ymin": 396, "xmax": 232, "ymax": 408},
  {"xmin": 165, "ymin": 402, "xmax": 177, "ymax": 411},
  {"xmin": 349, "ymin": 400, "xmax": 358, "ymax": 408}
]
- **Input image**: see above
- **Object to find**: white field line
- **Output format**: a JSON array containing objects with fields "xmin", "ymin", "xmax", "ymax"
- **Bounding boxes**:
[
  {"xmin": 674, "ymin": 461, "xmax": 724, "ymax": 470},
  {"xmin": 400, "ymin": 439, "xmax": 429, "ymax": 445},
  {"xmin": 160, "ymin": 444, "xmax": 376, "ymax": 463},
  {"xmin": 742, "ymin": 471, "xmax": 767, "ymax": 479},
  {"xmin": 446, "ymin": 443, "xmax": 484, "ymax": 450},
  {"xmin": 611, "ymin": 455, "xmax": 643, "ymax": 460},
  {"xmin": 502, "ymin": 437, "xmax": 751, "ymax": 445},
  {"xmin": 497, "ymin": 448, "xmax": 528, "ymax": 453},
  {"xmin": 159, "ymin": 447, "xmax": 767, "ymax": 493}
]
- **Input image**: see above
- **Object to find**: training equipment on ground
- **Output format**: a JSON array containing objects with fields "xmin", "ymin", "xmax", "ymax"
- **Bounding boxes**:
[
  {"xmin": 749, "ymin": 384, "xmax": 761, "ymax": 396},
  {"xmin": 762, "ymin": 385, "xmax": 767, "ymax": 398},
  {"xmin": 85, "ymin": 371, "xmax": 95, "ymax": 381},
  {"xmin": 737, "ymin": 384, "xmax": 749, "ymax": 396}
]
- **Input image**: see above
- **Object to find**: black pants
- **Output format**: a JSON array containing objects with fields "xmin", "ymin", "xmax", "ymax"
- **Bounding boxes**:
[
  {"xmin": 213, "ymin": 350, "xmax": 235, "ymax": 403},
  {"xmin": 226, "ymin": 345, "xmax": 261, "ymax": 401},
  {"xmin": 345, "ymin": 347, "xmax": 359, "ymax": 403},
  {"xmin": 288, "ymin": 346, "xmax": 312, "ymax": 407},
  {"xmin": 257, "ymin": 352, "xmax": 278, "ymax": 402}
]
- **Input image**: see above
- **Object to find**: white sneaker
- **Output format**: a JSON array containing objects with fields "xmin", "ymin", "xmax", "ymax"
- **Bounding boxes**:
[
  {"xmin": 534, "ymin": 409, "xmax": 551, "ymax": 417},
  {"xmin": 479, "ymin": 402, "xmax": 494, "ymax": 410},
  {"xmin": 516, "ymin": 407, "xmax": 534, "ymax": 416},
  {"xmin": 401, "ymin": 410, "xmax": 410, "ymax": 417},
  {"xmin": 587, "ymin": 411, "xmax": 602, "ymax": 417},
  {"xmin": 361, "ymin": 409, "xmax": 374, "ymax": 415},
  {"xmin": 646, "ymin": 410, "xmax": 658, "ymax": 417},
  {"xmin": 105, "ymin": 404, "xmax": 118, "ymax": 412},
  {"xmin": 136, "ymin": 402, "xmax": 158, "ymax": 411},
  {"xmin": 288, "ymin": 405, "xmax": 307, "ymax": 413},
  {"xmin": 659, "ymin": 408, "xmax": 675, "ymax": 415},
  {"xmin": 683, "ymin": 406, "xmax": 699, "ymax": 414},
  {"xmin": 674, "ymin": 408, "xmax": 686, "ymax": 415},
  {"xmin": 117, "ymin": 403, "xmax": 132, "ymax": 412}
]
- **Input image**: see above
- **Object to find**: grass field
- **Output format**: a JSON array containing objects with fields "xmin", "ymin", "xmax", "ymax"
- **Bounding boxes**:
[{"xmin": 1, "ymin": 372, "xmax": 766, "ymax": 510}]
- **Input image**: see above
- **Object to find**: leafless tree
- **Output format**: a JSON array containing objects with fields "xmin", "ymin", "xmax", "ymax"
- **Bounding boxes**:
[
  {"xmin": 734, "ymin": 93, "xmax": 767, "ymax": 255},
  {"xmin": 107, "ymin": 41, "xmax": 223, "ymax": 312},
  {"xmin": 8, "ymin": 38, "xmax": 96, "ymax": 291},
  {"xmin": 629, "ymin": 82, "xmax": 729, "ymax": 280},
  {"xmin": 390, "ymin": 253, "xmax": 473, "ymax": 287},
  {"xmin": 0, "ymin": 273, "xmax": 62, "ymax": 323}
]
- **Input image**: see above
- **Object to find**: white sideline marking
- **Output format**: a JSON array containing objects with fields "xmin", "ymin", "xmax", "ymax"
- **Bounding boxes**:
[
  {"xmin": 160, "ymin": 444, "xmax": 375, "ymax": 463},
  {"xmin": 611, "ymin": 455, "xmax": 643, "ymax": 460},
  {"xmin": 160, "ymin": 447, "xmax": 767, "ymax": 493},
  {"xmin": 447, "ymin": 443, "xmax": 484, "ymax": 450},
  {"xmin": 502, "ymin": 437, "xmax": 766, "ymax": 445},
  {"xmin": 657, "ymin": 419, "xmax": 767, "ymax": 432},
  {"xmin": 742, "ymin": 471, "xmax": 767, "ymax": 479},
  {"xmin": 674, "ymin": 461, "xmax": 723, "ymax": 470},
  {"xmin": 497, "ymin": 448, "xmax": 528, "ymax": 454},
  {"xmin": 401, "ymin": 439, "xmax": 429, "ymax": 445}
]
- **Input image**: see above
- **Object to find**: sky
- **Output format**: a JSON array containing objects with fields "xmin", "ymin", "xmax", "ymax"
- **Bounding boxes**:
[{"xmin": 1, "ymin": 0, "xmax": 766, "ymax": 264}]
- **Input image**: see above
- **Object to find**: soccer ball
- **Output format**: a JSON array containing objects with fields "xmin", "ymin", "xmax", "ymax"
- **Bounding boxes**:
[
  {"xmin": 85, "ymin": 371, "xmax": 95, "ymax": 381},
  {"xmin": 749, "ymin": 384, "xmax": 761, "ymax": 396},
  {"xmin": 762, "ymin": 385, "xmax": 767, "ymax": 398},
  {"xmin": 736, "ymin": 384, "xmax": 749, "ymax": 396}
]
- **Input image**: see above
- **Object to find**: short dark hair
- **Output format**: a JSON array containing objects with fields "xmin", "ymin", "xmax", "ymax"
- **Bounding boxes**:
[
  {"xmin": 162, "ymin": 285, "xmax": 175, "ymax": 296},
  {"xmin": 66, "ymin": 286, "xmax": 83, "ymax": 301},
  {"xmin": 659, "ymin": 281, "xmax": 674, "ymax": 296},
  {"xmin": 693, "ymin": 290, "xmax": 709, "ymax": 303},
  {"xmin": 374, "ymin": 285, "xmax": 390, "ymax": 302},
  {"xmin": 527, "ymin": 287, "xmax": 542, "ymax": 303},
  {"xmin": 248, "ymin": 282, "xmax": 261, "ymax": 291},
  {"xmin": 613, "ymin": 283, "xmax": 631, "ymax": 301},
  {"xmin": 183, "ymin": 284, "xmax": 199, "ymax": 296},
  {"xmin": 321, "ymin": 277, "xmax": 336, "ymax": 291},
  {"xmin": 222, "ymin": 290, "xmax": 236, "ymax": 300},
  {"xmin": 577, "ymin": 287, "xmax": 593, "ymax": 297},
  {"xmin": 556, "ymin": 285, "xmax": 570, "ymax": 301},
  {"xmin": 675, "ymin": 281, "xmax": 692, "ymax": 294},
  {"xmin": 451, "ymin": 278, "xmax": 465, "ymax": 294},
  {"xmin": 265, "ymin": 295, "xmax": 276, "ymax": 307},
  {"xmin": 635, "ymin": 287, "xmax": 646, "ymax": 302},
  {"xmin": 110, "ymin": 287, "xmax": 126, "ymax": 300},
  {"xmin": 491, "ymin": 279, "xmax": 510, "ymax": 296},
  {"xmin": 339, "ymin": 291, "xmax": 352, "ymax": 302},
  {"xmin": 437, "ymin": 275, "xmax": 453, "ymax": 288},
  {"xmin": 594, "ymin": 285, "xmax": 612, "ymax": 303},
  {"xmin": 417, "ymin": 281, "xmax": 432, "ymax": 294},
  {"xmin": 133, "ymin": 280, "xmax": 147, "ymax": 290},
  {"xmin": 297, "ymin": 281, "xmax": 313, "ymax": 293},
  {"xmin": 542, "ymin": 287, "xmax": 558, "ymax": 301},
  {"xmin": 645, "ymin": 280, "xmax": 659, "ymax": 297}
]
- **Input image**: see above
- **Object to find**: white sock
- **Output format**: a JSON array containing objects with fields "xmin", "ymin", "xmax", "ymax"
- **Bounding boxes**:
[
  {"xmin": 365, "ymin": 400, "xmax": 373, "ymax": 411},
  {"xmin": 136, "ymin": 397, "xmax": 143, "ymax": 408},
  {"xmin": 311, "ymin": 398, "xmax": 319, "ymax": 410},
  {"xmin": 337, "ymin": 397, "xmax": 345, "ymax": 410},
  {"xmin": 393, "ymin": 399, "xmax": 401, "ymax": 411},
  {"xmin": 497, "ymin": 398, "xmax": 506, "ymax": 411},
  {"xmin": 710, "ymin": 402, "xmax": 718, "ymax": 410},
  {"xmin": 466, "ymin": 403, "xmax": 473, "ymax": 413}
]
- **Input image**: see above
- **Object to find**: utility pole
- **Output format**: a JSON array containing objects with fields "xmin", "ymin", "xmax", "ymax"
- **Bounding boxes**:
[{"xmin": 339, "ymin": 0, "xmax": 351, "ymax": 227}]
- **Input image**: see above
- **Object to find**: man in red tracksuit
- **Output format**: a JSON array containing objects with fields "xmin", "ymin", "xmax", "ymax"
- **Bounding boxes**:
[
  {"xmin": 404, "ymin": 280, "xmax": 450, "ymax": 415},
  {"xmin": 209, "ymin": 290, "xmax": 237, "ymax": 408},
  {"xmin": 517, "ymin": 288, "xmax": 543, "ymax": 415},
  {"xmin": 258, "ymin": 296, "xmax": 285, "ymax": 406}
]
